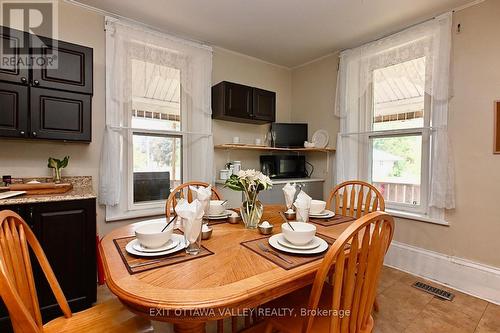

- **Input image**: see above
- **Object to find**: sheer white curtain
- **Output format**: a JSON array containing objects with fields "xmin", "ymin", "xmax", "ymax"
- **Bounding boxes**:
[
  {"xmin": 99, "ymin": 18, "xmax": 213, "ymax": 209},
  {"xmin": 335, "ymin": 13, "xmax": 454, "ymax": 210}
]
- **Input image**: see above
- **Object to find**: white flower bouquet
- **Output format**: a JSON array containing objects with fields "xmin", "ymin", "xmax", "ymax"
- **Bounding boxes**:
[{"xmin": 225, "ymin": 169, "xmax": 272, "ymax": 228}]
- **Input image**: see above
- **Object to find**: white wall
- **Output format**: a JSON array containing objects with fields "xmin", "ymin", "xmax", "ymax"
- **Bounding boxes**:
[
  {"xmin": 393, "ymin": 0, "xmax": 500, "ymax": 268},
  {"xmin": 289, "ymin": 0, "xmax": 500, "ymax": 269},
  {"xmin": 291, "ymin": 54, "xmax": 339, "ymax": 195}
]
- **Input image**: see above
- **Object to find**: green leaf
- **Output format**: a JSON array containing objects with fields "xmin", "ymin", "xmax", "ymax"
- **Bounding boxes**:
[
  {"xmin": 59, "ymin": 156, "xmax": 70, "ymax": 169},
  {"xmin": 47, "ymin": 157, "xmax": 58, "ymax": 169}
]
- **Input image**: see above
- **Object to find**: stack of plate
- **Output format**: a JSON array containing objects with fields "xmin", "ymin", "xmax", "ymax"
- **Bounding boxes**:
[
  {"xmin": 126, "ymin": 234, "xmax": 186, "ymax": 257},
  {"xmin": 268, "ymin": 234, "xmax": 328, "ymax": 254},
  {"xmin": 204, "ymin": 209, "xmax": 234, "ymax": 220},
  {"xmin": 309, "ymin": 209, "xmax": 335, "ymax": 219}
]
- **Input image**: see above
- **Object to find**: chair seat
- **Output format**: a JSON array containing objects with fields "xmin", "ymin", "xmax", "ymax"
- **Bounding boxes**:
[
  {"xmin": 263, "ymin": 284, "xmax": 373, "ymax": 333},
  {"xmin": 43, "ymin": 299, "xmax": 154, "ymax": 333}
]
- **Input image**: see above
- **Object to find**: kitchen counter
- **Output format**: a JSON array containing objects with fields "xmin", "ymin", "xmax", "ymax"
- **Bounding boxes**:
[
  {"xmin": 215, "ymin": 177, "xmax": 325, "ymax": 185},
  {"xmin": 0, "ymin": 176, "xmax": 96, "ymax": 206}
]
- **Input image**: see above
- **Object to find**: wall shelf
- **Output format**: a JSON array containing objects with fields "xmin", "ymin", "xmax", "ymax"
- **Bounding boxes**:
[{"xmin": 214, "ymin": 144, "xmax": 335, "ymax": 153}]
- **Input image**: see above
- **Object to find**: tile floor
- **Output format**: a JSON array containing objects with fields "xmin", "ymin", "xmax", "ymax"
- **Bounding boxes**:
[{"xmin": 97, "ymin": 266, "xmax": 500, "ymax": 332}]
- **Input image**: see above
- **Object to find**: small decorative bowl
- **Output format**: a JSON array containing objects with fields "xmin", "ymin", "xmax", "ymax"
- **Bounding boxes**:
[
  {"xmin": 201, "ymin": 227, "xmax": 213, "ymax": 240},
  {"xmin": 284, "ymin": 211, "xmax": 296, "ymax": 220},
  {"xmin": 258, "ymin": 223, "xmax": 274, "ymax": 235},
  {"xmin": 228, "ymin": 214, "xmax": 241, "ymax": 224}
]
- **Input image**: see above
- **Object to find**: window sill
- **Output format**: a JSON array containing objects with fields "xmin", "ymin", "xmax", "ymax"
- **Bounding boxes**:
[
  {"xmin": 106, "ymin": 206, "xmax": 165, "ymax": 222},
  {"xmin": 386, "ymin": 208, "xmax": 449, "ymax": 226}
]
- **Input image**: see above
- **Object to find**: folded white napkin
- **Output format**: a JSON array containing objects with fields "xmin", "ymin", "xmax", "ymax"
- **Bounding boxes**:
[
  {"xmin": 282, "ymin": 183, "xmax": 297, "ymax": 212},
  {"xmin": 175, "ymin": 199, "xmax": 204, "ymax": 244},
  {"xmin": 294, "ymin": 190, "xmax": 312, "ymax": 209},
  {"xmin": 189, "ymin": 185, "xmax": 212, "ymax": 215}
]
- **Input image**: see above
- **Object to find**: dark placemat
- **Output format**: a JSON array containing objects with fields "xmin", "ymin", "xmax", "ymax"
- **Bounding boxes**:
[
  {"xmin": 241, "ymin": 233, "xmax": 339, "ymax": 270},
  {"xmin": 113, "ymin": 232, "xmax": 214, "ymax": 274},
  {"xmin": 310, "ymin": 214, "xmax": 356, "ymax": 227}
]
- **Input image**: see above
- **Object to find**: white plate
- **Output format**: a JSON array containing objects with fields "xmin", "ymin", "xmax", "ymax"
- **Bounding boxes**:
[
  {"xmin": 312, "ymin": 129, "xmax": 330, "ymax": 148},
  {"xmin": 277, "ymin": 235, "xmax": 321, "ymax": 250},
  {"xmin": 132, "ymin": 238, "xmax": 179, "ymax": 253},
  {"xmin": 269, "ymin": 234, "xmax": 328, "ymax": 255},
  {"xmin": 309, "ymin": 210, "xmax": 335, "ymax": 219},
  {"xmin": 204, "ymin": 210, "xmax": 233, "ymax": 219},
  {"xmin": 0, "ymin": 191, "xmax": 26, "ymax": 200},
  {"xmin": 126, "ymin": 234, "xmax": 186, "ymax": 257},
  {"xmin": 309, "ymin": 210, "xmax": 329, "ymax": 217}
]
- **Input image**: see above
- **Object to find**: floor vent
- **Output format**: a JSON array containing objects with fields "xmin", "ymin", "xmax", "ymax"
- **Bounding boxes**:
[{"xmin": 412, "ymin": 281, "xmax": 455, "ymax": 301}]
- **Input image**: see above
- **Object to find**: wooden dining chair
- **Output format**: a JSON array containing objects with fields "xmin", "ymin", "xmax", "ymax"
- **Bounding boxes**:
[
  {"xmin": 261, "ymin": 211, "xmax": 394, "ymax": 333},
  {"xmin": 0, "ymin": 210, "xmax": 154, "ymax": 333},
  {"xmin": 327, "ymin": 180, "xmax": 386, "ymax": 313},
  {"xmin": 327, "ymin": 180, "xmax": 385, "ymax": 219},
  {"xmin": 165, "ymin": 181, "xmax": 222, "ymax": 219}
]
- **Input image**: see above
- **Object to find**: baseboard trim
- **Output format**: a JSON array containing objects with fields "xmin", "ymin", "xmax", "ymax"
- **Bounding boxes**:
[{"xmin": 384, "ymin": 241, "xmax": 500, "ymax": 305}]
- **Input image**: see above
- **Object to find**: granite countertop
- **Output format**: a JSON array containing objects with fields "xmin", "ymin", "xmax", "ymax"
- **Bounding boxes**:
[{"xmin": 0, "ymin": 176, "xmax": 96, "ymax": 206}]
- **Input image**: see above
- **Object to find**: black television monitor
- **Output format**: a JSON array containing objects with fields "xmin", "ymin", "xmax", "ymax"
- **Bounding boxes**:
[{"xmin": 271, "ymin": 123, "xmax": 308, "ymax": 148}]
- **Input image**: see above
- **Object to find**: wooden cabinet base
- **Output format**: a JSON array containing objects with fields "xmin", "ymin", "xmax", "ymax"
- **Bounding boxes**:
[
  {"xmin": 173, "ymin": 322, "xmax": 207, "ymax": 333},
  {"xmin": 0, "ymin": 198, "xmax": 97, "ymax": 332}
]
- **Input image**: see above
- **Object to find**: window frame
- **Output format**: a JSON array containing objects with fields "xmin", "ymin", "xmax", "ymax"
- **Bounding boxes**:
[
  {"xmin": 367, "ymin": 62, "xmax": 432, "ymax": 215},
  {"xmin": 126, "ymin": 130, "xmax": 184, "ymax": 212}
]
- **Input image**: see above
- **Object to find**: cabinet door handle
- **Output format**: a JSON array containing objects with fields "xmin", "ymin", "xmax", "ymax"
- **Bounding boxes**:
[
  {"xmin": 28, "ymin": 208, "xmax": 34, "ymax": 228},
  {"xmin": 20, "ymin": 130, "xmax": 25, "ymax": 135},
  {"xmin": 20, "ymin": 77, "xmax": 27, "ymax": 84},
  {"xmin": 32, "ymin": 131, "xmax": 37, "ymax": 137},
  {"xmin": 247, "ymin": 91, "xmax": 252, "ymax": 115},
  {"xmin": 33, "ymin": 80, "xmax": 40, "ymax": 86}
]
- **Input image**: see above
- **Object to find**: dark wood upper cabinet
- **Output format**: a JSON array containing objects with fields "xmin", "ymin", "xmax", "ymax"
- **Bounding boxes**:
[
  {"xmin": 0, "ymin": 26, "xmax": 93, "ymax": 142},
  {"xmin": 224, "ymin": 82, "xmax": 253, "ymax": 119},
  {"xmin": 0, "ymin": 82, "xmax": 28, "ymax": 137},
  {"xmin": 30, "ymin": 88, "xmax": 91, "ymax": 141},
  {"xmin": 0, "ymin": 27, "xmax": 29, "ymax": 84},
  {"xmin": 253, "ymin": 88, "xmax": 276, "ymax": 122},
  {"xmin": 212, "ymin": 81, "xmax": 276, "ymax": 124},
  {"xmin": 31, "ymin": 36, "xmax": 93, "ymax": 94}
]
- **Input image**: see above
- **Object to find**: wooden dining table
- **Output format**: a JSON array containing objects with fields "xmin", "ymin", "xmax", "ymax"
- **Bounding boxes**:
[{"xmin": 99, "ymin": 205, "xmax": 355, "ymax": 333}]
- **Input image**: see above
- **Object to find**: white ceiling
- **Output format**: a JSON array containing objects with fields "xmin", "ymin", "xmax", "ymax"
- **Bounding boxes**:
[{"xmin": 73, "ymin": 0, "xmax": 473, "ymax": 68}]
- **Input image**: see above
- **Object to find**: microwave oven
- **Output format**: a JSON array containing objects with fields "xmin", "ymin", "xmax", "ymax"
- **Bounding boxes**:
[{"xmin": 260, "ymin": 155, "xmax": 307, "ymax": 179}]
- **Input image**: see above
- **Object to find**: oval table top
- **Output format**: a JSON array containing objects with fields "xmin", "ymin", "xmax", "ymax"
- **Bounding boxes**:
[{"xmin": 99, "ymin": 205, "xmax": 354, "ymax": 324}]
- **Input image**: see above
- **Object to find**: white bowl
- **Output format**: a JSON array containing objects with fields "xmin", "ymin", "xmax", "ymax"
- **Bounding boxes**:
[
  {"xmin": 208, "ymin": 200, "xmax": 227, "ymax": 215},
  {"xmin": 310, "ymin": 200, "xmax": 326, "ymax": 214},
  {"xmin": 281, "ymin": 222, "xmax": 316, "ymax": 245},
  {"xmin": 135, "ymin": 222, "xmax": 173, "ymax": 249}
]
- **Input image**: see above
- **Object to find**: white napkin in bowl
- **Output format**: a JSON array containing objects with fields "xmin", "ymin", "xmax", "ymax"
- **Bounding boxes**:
[
  {"xmin": 175, "ymin": 199, "xmax": 204, "ymax": 244},
  {"xmin": 282, "ymin": 183, "xmax": 297, "ymax": 212},
  {"xmin": 189, "ymin": 185, "xmax": 212, "ymax": 215}
]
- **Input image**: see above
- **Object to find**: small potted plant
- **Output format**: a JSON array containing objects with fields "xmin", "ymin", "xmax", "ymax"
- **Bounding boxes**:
[
  {"xmin": 48, "ymin": 156, "xmax": 70, "ymax": 183},
  {"xmin": 225, "ymin": 169, "xmax": 272, "ymax": 229}
]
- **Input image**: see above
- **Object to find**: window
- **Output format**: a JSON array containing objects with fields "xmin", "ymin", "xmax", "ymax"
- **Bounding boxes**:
[
  {"xmin": 370, "ymin": 57, "xmax": 429, "ymax": 212},
  {"xmin": 129, "ymin": 60, "xmax": 183, "ymax": 208},
  {"xmin": 335, "ymin": 13, "xmax": 454, "ymax": 221},
  {"xmin": 101, "ymin": 18, "xmax": 213, "ymax": 221}
]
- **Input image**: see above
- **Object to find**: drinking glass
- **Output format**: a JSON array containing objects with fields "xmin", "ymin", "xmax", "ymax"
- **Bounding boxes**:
[
  {"xmin": 184, "ymin": 218, "xmax": 202, "ymax": 255},
  {"xmin": 271, "ymin": 130, "xmax": 277, "ymax": 147},
  {"xmin": 296, "ymin": 207, "xmax": 310, "ymax": 222}
]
